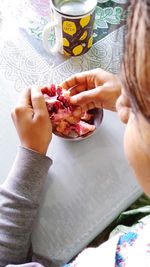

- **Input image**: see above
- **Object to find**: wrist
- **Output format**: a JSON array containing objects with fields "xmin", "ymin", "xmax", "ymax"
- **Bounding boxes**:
[
  {"xmin": 20, "ymin": 138, "xmax": 52, "ymax": 155},
  {"xmin": 21, "ymin": 145, "xmax": 48, "ymax": 155}
]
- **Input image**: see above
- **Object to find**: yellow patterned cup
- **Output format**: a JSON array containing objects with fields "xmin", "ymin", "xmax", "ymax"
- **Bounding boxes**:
[{"xmin": 42, "ymin": 0, "xmax": 97, "ymax": 56}]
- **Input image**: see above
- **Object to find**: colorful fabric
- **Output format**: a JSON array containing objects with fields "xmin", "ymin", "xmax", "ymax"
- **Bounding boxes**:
[{"xmin": 62, "ymin": 215, "xmax": 150, "ymax": 267}]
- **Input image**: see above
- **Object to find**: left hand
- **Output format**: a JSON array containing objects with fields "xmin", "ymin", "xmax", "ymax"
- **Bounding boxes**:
[{"xmin": 11, "ymin": 85, "xmax": 52, "ymax": 155}]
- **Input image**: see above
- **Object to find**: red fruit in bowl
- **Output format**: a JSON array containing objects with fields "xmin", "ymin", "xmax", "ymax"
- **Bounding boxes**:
[
  {"xmin": 75, "ymin": 121, "xmax": 96, "ymax": 135},
  {"xmin": 41, "ymin": 84, "xmax": 96, "ymax": 138},
  {"xmin": 41, "ymin": 87, "xmax": 51, "ymax": 97},
  {"xmin": 41, "ymin": 84, "xmax": 56, "ymax": 97},
  {"xmin": 53, "ymin": 101, "xmax": 62, "ymax": 112},
  {"xmin": 57, "ymin": 95, "xmax": 70, "ymax": 108},
  {"xmin": 50, "ymin": 84, "xmax": 56, "ymax": 96},
  {"xmin": 56, "ymin": 86, "xmax": 63, "ymax": 96}
]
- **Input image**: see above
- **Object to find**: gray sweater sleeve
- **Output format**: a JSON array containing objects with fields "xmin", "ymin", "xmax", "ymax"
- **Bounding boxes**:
[{"xmin": 0, "ymin": 146, "xmax": 52, "ymax": 267}]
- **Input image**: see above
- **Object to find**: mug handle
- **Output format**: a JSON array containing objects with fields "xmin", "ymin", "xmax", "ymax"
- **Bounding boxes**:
[{"xmin": 42, "ymin": 21, "xmax": 60, "ymax": 54}]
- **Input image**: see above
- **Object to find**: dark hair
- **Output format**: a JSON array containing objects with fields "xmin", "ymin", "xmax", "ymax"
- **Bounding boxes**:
[{"xmin": 122, "ymin": 0, "xmax": 150, "ymax": 121}]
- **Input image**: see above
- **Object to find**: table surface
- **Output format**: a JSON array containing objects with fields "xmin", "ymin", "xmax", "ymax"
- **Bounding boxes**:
[{"xmin": 0, "ymin": 0, "xmax": 141, "ymax": 266}]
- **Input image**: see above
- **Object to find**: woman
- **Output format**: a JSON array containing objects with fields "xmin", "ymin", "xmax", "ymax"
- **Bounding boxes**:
[{"xmin": 0, "ymin": 0, "xmax": 149, "ymax": 266}]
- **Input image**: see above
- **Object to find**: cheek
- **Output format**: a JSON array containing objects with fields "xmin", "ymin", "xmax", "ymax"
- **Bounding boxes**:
[
  {"xmin": 124, "ymin": 119, "xmax": 150, "ymax": 196},
  {"xmin": 124, "ymin": 122, "xmax": 139, "ymax": 172}
]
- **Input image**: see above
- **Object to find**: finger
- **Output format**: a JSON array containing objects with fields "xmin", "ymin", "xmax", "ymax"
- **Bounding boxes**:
[
  {"xmin": 72, "ymin": 102, "xmax": 96, "ymax": 117},
  {"xmin": 70, "ymin": 88, "xmax": 99, "ymax": 106},
  {"xmin": 72, "ymin": 106, "xmax": 83, "ymax": 117},
  {"xmin": 16, "ymin": 88, "xmax": 33, "ymax": 120},
  {"xmin": 81, "ymin": 102, "xmax": 97, "ymax": 112},
  {"xmin": 31, "ymin": 85, "xmax": 48, "ymax": 115},
  {"xmin": 69, "ymin": 84, "xmax": 88, "ymax": 96},
  {"xmin": 11, "ymin": 104, "xmax": 33, "ymax": 124},
  {"xmin": 18, "ymin": 88, "xmax": 31, "ymax": 107},
  {"xmin": 60, "ymin": 72, "xmax": 89, "ymax": 90}
]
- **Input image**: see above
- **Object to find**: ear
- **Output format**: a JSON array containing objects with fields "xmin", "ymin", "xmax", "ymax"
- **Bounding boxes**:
[{"xmin": 116, "ymin": 94, "xmax": 131, "ymax": 124}]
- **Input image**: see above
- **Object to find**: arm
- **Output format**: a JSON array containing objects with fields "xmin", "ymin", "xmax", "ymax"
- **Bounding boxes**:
[
  {"xmin": 0, "ymin": 86, "xmax": 52, "ymax": 266},
  {"xmin": 60, "ymin": 68, "xmax": 122, "ymax": 113},
  {"xmin": 0, "ymin": 147, "xmax": 52, "ymax": 266}
]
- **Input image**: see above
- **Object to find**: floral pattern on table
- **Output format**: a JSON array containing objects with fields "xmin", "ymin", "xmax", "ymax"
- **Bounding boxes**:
[
  {"xmin": 98, "ymin": 0, "xmax": 127, "ymax": 3},
  {"xmin": 0, "ymin": 16, "xmax": 124, "ymax": 91},
  {"xmin": 29, "ymin": 0, "xmax": 129, "ymax": 44},
  {"xmin": 1, "ymin": 0, "xmax": 129, "ymax": 46},
  {"xmin": 93, "ymin": 0, "xmax": 129, "ymax": 42},
  {"xmin": 49, "ymin": 26, "xmax": 124, "ymax": 85},
  {"xmin": 0, "ymin": 36, "xmax": 53, "ymax": 91},
  {"xmin": 0, "ymin": 0, "xmax": 125, "ymax": 91}
]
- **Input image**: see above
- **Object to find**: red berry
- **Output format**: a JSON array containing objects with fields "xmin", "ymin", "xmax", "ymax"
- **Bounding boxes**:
[
  {"xmin": 57, "ymin": 95, "xmax": 70, "ymax": 108},
  {"xmin": 41, "ymin": 87, "xmax": 51, "ymax": 97},
  {"xmin": 50, "ymin": 84, "xmax": 56, "ymax": 96},
  {"xmin": 57, "ymin": 86, "xmax": 62, "ymax": 96},
  {"xmin": 53, "ymin": 101, "xmax": 61, "ymax": 112},
  {"xmin": 57, "ymin": 95, "xmax": 65, "ymax": 102}
]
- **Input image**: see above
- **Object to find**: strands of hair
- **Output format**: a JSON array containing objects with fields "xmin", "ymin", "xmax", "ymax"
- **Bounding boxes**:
[{"xmin": 122, "ymin": 0, "xmax": 150, "ymax": 121}]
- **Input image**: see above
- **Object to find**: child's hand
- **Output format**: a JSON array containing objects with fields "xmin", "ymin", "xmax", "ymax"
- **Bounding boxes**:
[
  {"xmin": 60, "ymin": 68, "xmax": 122, "ymax": 113},
  {"xmin": 11, "ymin": 85, "xmax": 52, "ymax": 155}
]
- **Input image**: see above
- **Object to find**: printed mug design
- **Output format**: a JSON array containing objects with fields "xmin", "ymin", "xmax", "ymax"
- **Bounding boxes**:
[{"xmin": 62, "ymin": 13, "xmax": 95, "ymax": 56}]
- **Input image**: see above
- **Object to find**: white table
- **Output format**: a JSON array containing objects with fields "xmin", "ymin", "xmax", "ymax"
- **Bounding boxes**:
[{"xmin": 0, "ymin": 2, "xmax": 141, "ymax": 266}]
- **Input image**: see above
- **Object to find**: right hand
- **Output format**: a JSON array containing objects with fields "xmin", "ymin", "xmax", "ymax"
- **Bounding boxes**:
[
  {"xmin": 11, "ymin": 85, "xmax": 52, "ymax": 155},
  {"xmin": 60, "ymin": 68, "xmax": 122, "ymax": 114}
]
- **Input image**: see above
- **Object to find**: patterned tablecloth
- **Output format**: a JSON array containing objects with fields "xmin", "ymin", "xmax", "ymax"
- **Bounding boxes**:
[
  {"xmin": 1, "ymin": 0, "xmax": 129, "ymax": 67},
  {"xmin": 0, "ymin": 0, "xmax": 129, "ymax": 89},
  {"xmin": 0, "ymin": 1, "xmax": 142, "ymax": 266},
  {"xmin": 2, "ymin": 1, "xmax": 129, "ymax": 40}
]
